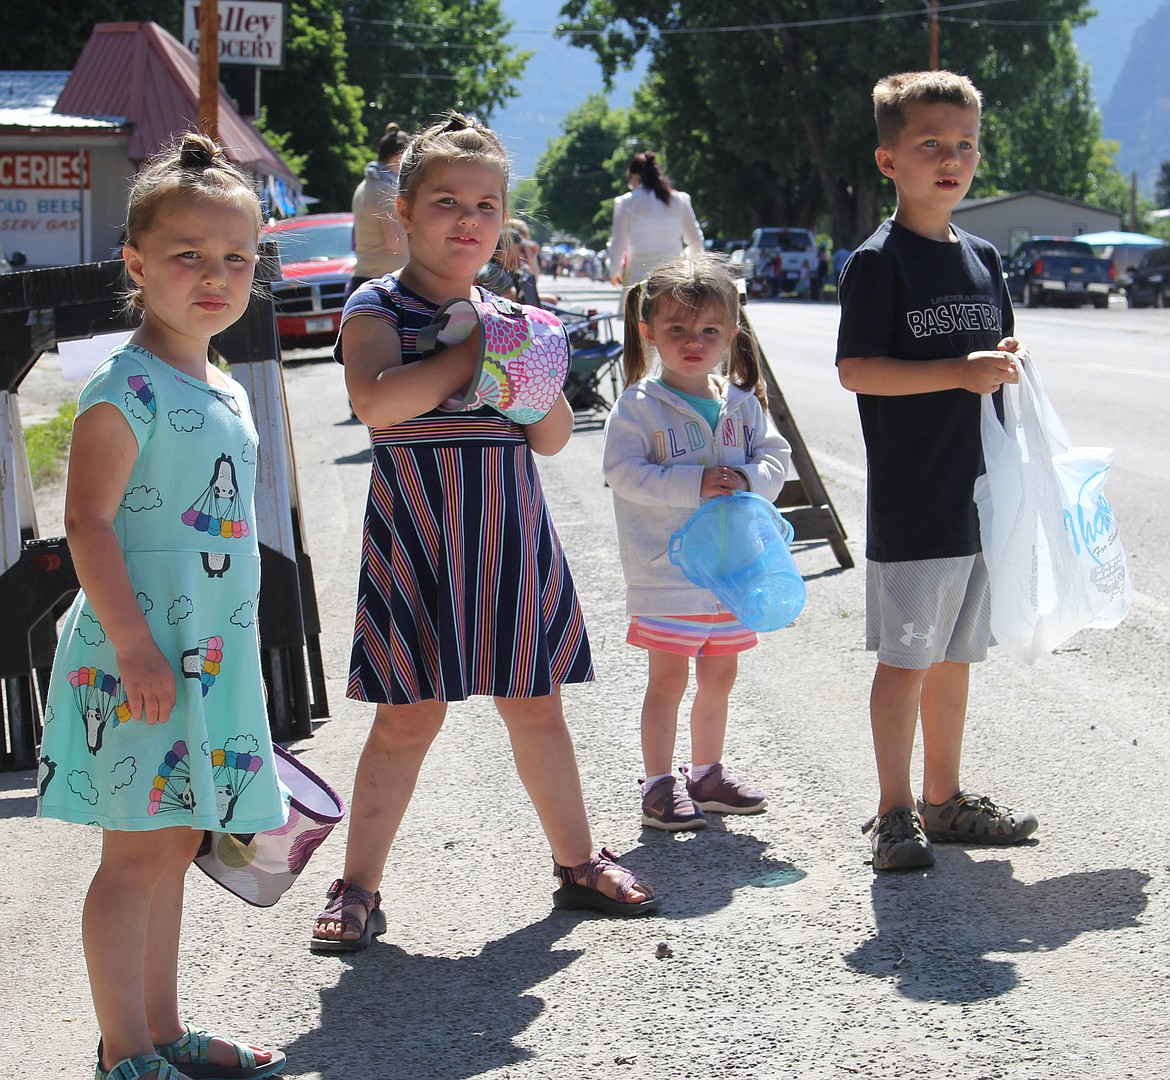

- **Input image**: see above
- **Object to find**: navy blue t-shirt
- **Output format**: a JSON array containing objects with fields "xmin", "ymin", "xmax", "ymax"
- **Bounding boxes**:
[{"xmin": 835, "ymin": 219, "xmax": 1014, "ymax": 562}]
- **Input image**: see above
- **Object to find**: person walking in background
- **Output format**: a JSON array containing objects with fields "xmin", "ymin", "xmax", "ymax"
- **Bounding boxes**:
[
  {"xmin": 603, "ymin": 255, "xmax": 790, "ymax": 832},
  {"xmin": 836, "ymin": 70, "xmax": 1038, "ymax": 872},
  {"xmin": 812, "ymin": 243, "xmax": 829, "ymax": 301},
  {"xmin": 476, "ymin": 218, "xmax": 544, "ymax": 306},
  {"xmin": 37, "ymin": 133, "xmax": 287, "ymax": 1080},
  {"xmin": 349, "ymin": 122, "xmax": 411, "ymax": 296},
  {"xmin": 311, "ymin": 112, "xmax": 659, "ymax": 954},
  {"xmin": 608, "ymin": 151, "xmax": 704, "ymax": 300},
  {"xmin": 830, "ymin": 244, "xmax": 851, "ymax": 292}
]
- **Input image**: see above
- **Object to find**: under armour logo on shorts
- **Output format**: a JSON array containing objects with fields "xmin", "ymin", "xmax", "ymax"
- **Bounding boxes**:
[{"xmin": 900, "ymin": 622, "xmax": 936, "ymax": 647}]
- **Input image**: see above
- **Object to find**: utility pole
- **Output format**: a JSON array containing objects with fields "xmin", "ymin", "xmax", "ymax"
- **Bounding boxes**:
[
  {"xmin": 199, "ymin": 0, "xmax": 219, "ymax": 142},
  {"xmin": 929, "ymin": 0, "xmax": 939, "ymax": 70}
]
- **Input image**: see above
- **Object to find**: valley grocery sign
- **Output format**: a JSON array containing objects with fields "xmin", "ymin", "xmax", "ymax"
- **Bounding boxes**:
[{"xmin": 182, "ymin": 0, "xmax": 285, "ymax": 67}]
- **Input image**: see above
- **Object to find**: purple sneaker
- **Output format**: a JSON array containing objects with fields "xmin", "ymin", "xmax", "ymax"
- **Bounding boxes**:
[
  {"xmin": 641, "ymin": 776, "xmax": 707, "ymax": 832},
  {"xmin": 682, "ymin": 764, "xmax": 768, "ymax": 815}
]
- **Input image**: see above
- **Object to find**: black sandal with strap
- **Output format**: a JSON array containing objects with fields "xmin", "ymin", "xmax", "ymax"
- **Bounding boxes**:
[{"xmin": 552, "ymin": 846, "xmax": 660, "ymax": 916}]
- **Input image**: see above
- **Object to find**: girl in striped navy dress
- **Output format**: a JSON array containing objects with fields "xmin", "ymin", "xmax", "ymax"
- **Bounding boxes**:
[{"xmin": 311, "ymin": 113, "xmax": 659, "ymax": 950}]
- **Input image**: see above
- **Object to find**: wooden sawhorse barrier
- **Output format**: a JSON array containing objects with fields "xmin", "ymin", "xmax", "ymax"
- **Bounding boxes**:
[
  {"xmin": 742, "ymin": 310, "xmax": 854, "ymax": 569},
  {"xmin": 0, "ymin": 250, "xmax": 327, "ymax": 772}
]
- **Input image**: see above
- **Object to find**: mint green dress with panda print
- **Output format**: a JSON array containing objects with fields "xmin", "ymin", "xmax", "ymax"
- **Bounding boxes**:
[{"xmin": 37, "ymin": 343, "xmax": 289, "ymax": 833}]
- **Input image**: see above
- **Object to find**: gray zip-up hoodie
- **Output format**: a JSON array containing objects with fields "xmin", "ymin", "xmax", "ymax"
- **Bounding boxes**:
[{"xmin": 603, "ymin": 377, "xmax": 792, "ymax": 616}]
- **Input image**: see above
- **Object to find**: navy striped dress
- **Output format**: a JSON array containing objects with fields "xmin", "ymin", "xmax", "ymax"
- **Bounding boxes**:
[{"xmin": 336, "ymin": 276, "xmax": 594, "ymax": 704}]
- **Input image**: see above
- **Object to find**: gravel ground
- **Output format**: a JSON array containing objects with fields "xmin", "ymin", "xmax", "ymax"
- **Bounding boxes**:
[{"xmin": 2, "ymin": 278, "xmax": 1167, "ymax": 1079}]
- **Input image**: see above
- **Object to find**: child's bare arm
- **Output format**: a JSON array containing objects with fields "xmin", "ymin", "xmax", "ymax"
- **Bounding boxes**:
[
  {"xmin": 344, "ymin": 315, "xmax": 480, "ymax": 426},
  {"xmin": 64, "ymin": 404, "xmax": 175, "ymax": 724},
  {"xmin": 838, "ymin": 348, "xmax": 1019, "ymax": 396},
  {"xmin": 523, "ymin": 394, "xmax": 574, "ymax": 456}
]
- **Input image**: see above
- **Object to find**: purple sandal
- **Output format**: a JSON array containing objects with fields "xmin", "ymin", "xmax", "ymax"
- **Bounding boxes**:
[
  {"xmin": 309, "ymin": 877, "xmax": 387, "ymax": 953},
  {"xmin": 552, "ymin": 846, "xmax": 660, "ymax": 916}
]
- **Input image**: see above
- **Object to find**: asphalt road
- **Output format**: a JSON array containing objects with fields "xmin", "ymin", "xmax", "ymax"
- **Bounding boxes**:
[{"xmin": 3, "ymin": 277, "xmax": 1168, "ymax": 1078}]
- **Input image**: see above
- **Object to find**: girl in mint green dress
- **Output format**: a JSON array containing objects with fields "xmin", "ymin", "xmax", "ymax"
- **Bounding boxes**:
[
  {"xmin": 37, "ymin": 340, "xmax": 286, "ymax": 836},
  {"xmin": 36, "ymin": 134, "xmax": 286, "ymax": 1080}
]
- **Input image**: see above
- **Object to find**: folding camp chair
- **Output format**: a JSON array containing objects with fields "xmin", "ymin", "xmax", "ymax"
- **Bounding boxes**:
[{"xmin": 548, "ymin": 305, "xmax": 623, "ymax": 414}]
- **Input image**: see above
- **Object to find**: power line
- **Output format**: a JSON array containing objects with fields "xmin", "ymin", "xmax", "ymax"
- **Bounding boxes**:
[
  {"xmin": 329, "ymin": 0, "xmax": 1041, "ymax": 39},
  {"xmin": 552, "ymin": 0, "xmax": 1033, "ymax": 36}
]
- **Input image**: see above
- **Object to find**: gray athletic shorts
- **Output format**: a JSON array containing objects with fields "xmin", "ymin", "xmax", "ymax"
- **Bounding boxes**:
[{"xmin": 866, "ymin": 554, "xmax": 992, "ymax": 668}]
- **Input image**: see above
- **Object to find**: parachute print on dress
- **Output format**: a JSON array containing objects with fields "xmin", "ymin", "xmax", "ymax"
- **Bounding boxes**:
[
  {"xmin": 212, "ymin": 744, "xmax": 264, "ymax": 827},
  {"xmin": 181, "ymin": 454, "xmax": 250, "ymax": 539},
  {"xmin": 181, "ymin": 635, "xmax": 224, "ymax": 697},
  {"xmin": 67, "ymin": 667, "xmax": 132, "ymax": 756},
  {"xmin": 126, "ymin": 373, "xmax": 156, "ymax": 420},
  {"xmin": 148, "ymin": 740, "xmax": 196, "ymax": 816}
]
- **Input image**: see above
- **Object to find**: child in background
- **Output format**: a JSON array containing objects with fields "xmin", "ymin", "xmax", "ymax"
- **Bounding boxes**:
[
  {"xmin": 37, "ymin": 134, "xmax": 287, "ymax": 1079},
  {"xmin": 603, "ymin": 255, "xmax": 791, "ymax": 831},
  {"xmin": 311, "ymin": 112, "xmax": 658, "ymax": 952},
  {"xmin": 836, "ymin": 70, "xmax": 1038, "ymax": 871}
]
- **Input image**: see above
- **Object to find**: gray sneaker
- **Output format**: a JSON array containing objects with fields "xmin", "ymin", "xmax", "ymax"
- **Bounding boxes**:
[
  {"xmin": 862, "ymin": 807, "xmax": 935, "ymax": 871},
  {"xmin": 681, "ymin": 764, "xmax": 767, "ymax": 815},
  {"xmin": 917, "ymin": 791, "xmax": 1039, "ymax": 845},
  {"xmin": 641, "ymin": 776, "xmax": 707, "ymax": 832}
]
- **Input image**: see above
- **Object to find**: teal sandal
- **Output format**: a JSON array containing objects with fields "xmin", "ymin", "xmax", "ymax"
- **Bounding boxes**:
[
  {"xmin": 154, "ymin": 1023, "xmax": 286, "ymax": 1079},
  {"xmin": 95, "ymin": 1052, "xmax": 182, "ymax": 1080}
]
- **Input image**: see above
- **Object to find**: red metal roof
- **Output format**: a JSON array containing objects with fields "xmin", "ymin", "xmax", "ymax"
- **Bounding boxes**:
[{"xmin": 53, "ymin": 21, "xmax": 297, "ymax": 187}]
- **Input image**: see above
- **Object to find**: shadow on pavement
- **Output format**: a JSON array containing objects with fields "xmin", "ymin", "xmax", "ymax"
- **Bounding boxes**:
[
  {"xmin": 627, "ymin": 818, "xmax": 807, "ymax": 921},
  {"xmin": 844, "ymin": 848, "xmax": 1150, "ymax": 1002},
  {"xmin": 283, "ymin": 913, "xmax": 583, "ymax": 1078}
]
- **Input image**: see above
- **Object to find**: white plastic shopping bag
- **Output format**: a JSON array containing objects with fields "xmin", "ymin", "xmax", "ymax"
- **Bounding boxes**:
[{"xmin": 974, "ymin": 352, "xmax": 1131, "ymax": 664}]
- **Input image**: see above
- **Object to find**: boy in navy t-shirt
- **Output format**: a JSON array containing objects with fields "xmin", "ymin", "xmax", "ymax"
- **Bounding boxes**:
[{"xmin": 836, "ymin": 70, "xmax": 1039, "ymax": 871}]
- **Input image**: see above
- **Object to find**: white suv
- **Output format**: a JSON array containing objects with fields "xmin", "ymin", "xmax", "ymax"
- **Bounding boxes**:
[{"xmin": 744, "ymin": 227, "xmax": 818, "ymax": 297}]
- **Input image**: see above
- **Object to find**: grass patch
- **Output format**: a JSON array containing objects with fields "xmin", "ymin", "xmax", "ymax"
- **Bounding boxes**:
[{"xmin": 25, "ymin": 400, "xmax": 77, "ymax": 487}]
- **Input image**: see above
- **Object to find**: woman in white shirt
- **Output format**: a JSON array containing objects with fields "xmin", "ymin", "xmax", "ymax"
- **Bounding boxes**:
[{"xmin": 609, "ymin": 151, "xmax": 704, "ymax": 296}]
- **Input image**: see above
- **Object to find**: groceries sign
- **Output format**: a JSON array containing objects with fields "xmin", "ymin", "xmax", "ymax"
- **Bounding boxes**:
[
  {"xmin": 183, "ymin": 0, "xmax": 285, "ymax": 67},
  {"xmin": 0, "ymin": 150, "xmax": 90, "ymax": 265}
]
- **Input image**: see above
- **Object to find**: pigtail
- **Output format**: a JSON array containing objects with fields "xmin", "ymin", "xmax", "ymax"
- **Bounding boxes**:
[
  {"xmin": 727, "ymin": 312, "xmax": 770, "ymax": 408},
  {"xmin": 621, "ymin": 281, "xmax": 652, "ymax": 388}
]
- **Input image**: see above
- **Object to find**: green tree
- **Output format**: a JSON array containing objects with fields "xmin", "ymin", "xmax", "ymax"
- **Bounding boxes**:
[
  {"xmin": 340, "ymin": 0, "xmax": 530, "ymax": 135},
  {"xmin": 557, "ymin": 1, "xmax": 1097, "ymax": 246},
  {"xmin": 533, "ymin": 94, "xmax": 629, "ymax": 247},
  {"xmin": 257, "ymin": 0, "xmax": 368, "ymax": 211},
  {"xmin": 0, "ymin": 2, "xmax": 179, "ymax": 68},
  {"xmin": 975, "ymin": 24, "xmax": 1126, "ymax": 213}
]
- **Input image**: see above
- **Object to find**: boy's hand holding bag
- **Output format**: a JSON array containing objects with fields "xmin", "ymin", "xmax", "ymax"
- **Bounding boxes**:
[{"xmin": 974, "ymin": 351, "xmax": 1131, "ymax": 664}]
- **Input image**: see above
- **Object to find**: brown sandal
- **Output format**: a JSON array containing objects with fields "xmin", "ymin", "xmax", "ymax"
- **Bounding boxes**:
[
  {"xmin": 552, "ymin": 846, "xmax": 660, "ymax": 916},
  {"xmin": 310, "ymin": 877, "xmax": 387, "ymax": 952}
]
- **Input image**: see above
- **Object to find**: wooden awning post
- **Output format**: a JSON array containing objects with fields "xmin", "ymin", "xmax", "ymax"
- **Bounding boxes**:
[{"xmin": 199, "ymin": 0, "xmax": 219, "ymax": 142}]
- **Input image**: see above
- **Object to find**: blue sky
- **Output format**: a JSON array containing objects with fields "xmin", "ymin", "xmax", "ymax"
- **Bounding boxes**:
[{"xmin": 491, "ymin": 0, "xmax": 645, "ymax": 181}]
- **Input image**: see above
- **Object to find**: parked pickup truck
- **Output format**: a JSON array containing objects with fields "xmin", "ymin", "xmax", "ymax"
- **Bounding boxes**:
[
  {"xmin": 1004, "ymin": 237, "xmax": 1114, "ymax": 309},
  {"xmin": 744, "ymin": 227, "xmax": 818, "ymax": 298}
]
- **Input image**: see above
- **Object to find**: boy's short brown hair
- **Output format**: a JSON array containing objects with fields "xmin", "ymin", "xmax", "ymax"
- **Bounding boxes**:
[{"xmin": 873, "ymin": 71, "xmax": 982, "ymax": 146}]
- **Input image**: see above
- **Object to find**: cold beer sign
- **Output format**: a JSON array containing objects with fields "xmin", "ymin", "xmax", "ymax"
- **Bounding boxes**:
[
  {"xmin": 0, "ymin": 150, "xmax": 90, "ymax": 265},
  {"xmin": 183, "ymin": 0, "xmax": 285, "ymax": 67}
]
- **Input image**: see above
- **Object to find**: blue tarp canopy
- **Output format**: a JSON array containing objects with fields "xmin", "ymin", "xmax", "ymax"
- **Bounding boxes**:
[{"xmin": 1076, "ymin": 230, "xmax": 1165, "ymax": 247}]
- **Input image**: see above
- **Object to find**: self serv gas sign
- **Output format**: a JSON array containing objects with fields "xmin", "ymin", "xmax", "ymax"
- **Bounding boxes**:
[
  {"xmin": 183, "ymin": 0, "xmax": 285, "ymax": 67},
  {"xmin": 0, "ymin": 150, "xmax": 90, "ymax": 265}
]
